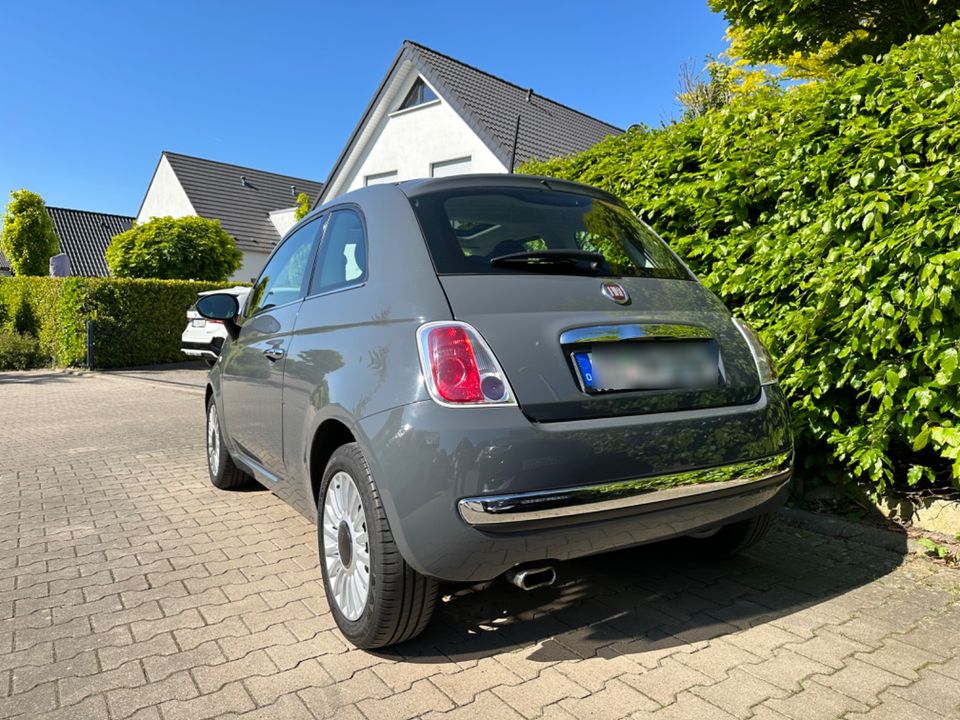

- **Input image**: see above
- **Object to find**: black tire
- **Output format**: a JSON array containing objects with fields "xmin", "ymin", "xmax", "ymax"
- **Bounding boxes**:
[
  {"xmin": 317, "ymin": 443, "xmax": 439, "ymax": 649},
  {"xmin": 684, "ymin": 512, "xmax": 775, "ymax": 558},
  {"xmin": 205, "ymin": 396, "xmax": 253, "ymax": 490}
]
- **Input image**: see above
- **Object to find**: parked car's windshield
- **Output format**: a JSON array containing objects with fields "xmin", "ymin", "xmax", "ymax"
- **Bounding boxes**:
[{"xmin": 409, "ymin": 187, "xmax": 690, "ymax": 279}]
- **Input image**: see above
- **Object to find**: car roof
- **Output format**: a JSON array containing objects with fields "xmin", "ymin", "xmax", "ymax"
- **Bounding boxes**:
[{"xmin": 396, "ymin": 173, "xmax": 622, "ymax": 204}]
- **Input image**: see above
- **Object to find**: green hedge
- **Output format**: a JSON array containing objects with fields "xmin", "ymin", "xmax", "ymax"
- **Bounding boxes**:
[
  {"xmin": 0, "ymin": 332, "xmax": 41, "ymax": 370},
  {"xmin": 0, "ymin": 277, "xmax": 240, "ymax": 369},
  {"xmin": 523, "ymin": 22, "xmax": 960, "ymax": 495}
]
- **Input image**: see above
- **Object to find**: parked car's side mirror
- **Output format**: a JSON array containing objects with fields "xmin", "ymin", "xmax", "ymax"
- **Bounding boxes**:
[{"xmin": 196, "ymin": 293, "xmax": 241, "ymax": 340}]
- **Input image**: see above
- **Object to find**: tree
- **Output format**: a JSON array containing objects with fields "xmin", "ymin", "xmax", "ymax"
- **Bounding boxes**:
[
  {"xmin": 0, "ymin": 190, "xmax": 59, "ymax": 276},
  {"xmin": 106, "ymin": 216, "xmax": 242, "ymax": 281},
  {"xmin": 676, "ymin": 55, "xmax": 778, "ymax": 120},
  {"xmin": 294, "ymin": 192, "xmax": 311, "ymax": 221},
  {"xmin": 710, "ymin": 0, "xmax": 960, "ymax": 72},
  {"xmin": 676, "ymin": 59, "xmax": 734, "ymax": 119}
]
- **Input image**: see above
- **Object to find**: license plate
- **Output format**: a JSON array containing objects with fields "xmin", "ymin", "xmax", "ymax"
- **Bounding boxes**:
[
  {"xmin": 573, "ymin": 341, "xmax": 719, "ymax": 393},
  {"xmin": 191, "ymin": 318, "xmax": 206, "ymax": 328}
]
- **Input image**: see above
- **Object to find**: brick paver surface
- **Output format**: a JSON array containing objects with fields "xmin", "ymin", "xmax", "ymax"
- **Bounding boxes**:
[{"xmin": 2, "ymin": 369, "xmax": 959, "ymax": 720}]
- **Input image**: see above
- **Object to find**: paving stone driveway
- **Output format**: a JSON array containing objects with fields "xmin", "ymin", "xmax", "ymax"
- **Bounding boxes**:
[{"xmin": 2, "ymin": 369, "xmax": 960, "ymax": 720}]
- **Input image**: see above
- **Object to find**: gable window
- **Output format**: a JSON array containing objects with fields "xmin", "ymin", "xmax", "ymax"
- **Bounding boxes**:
[
  {"xmin": 364, "ymin": 170, "xmax": 398, "ymax": 187},
  {"xmin": 398, "ymin": 78, "xmax": 438, "ymax": 111},
  {"xmin": 431, "ymin": 156, "xmax": 472, "ymax": 178}
]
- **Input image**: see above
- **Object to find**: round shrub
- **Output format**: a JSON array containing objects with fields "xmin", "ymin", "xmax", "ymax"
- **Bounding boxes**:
[{"xmin": 106, "ymin": 216, "xmax": 242, "ymax": 281}]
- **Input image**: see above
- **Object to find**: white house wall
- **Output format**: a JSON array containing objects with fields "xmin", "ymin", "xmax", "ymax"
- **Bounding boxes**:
[
  {"xmin": 234, "ymin": 250, "xmax": 267, "ymax": 283},
  {"xmin": 340, "ymin": 88, "xmax": 507, "ymax": 196},
  {"xmin": 268, "ymin": 207, "xmax": 298, "ymax": 237},
  {"xmin": 137, "ymin": 155, "xmax": 195, "ymax": 223}
]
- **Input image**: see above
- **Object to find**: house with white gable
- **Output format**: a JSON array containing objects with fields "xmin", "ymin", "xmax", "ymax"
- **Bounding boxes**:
[
  {"xmin": 137, "ymin": 151, "xmax": 324, "ymax": 281},
  {"xmin": 318, "ymin": 41, "xmax": 624, "ymax": 202},
  {"xmin": 2, "ymin": 43, "xmax": 618, "ymax": 281}
]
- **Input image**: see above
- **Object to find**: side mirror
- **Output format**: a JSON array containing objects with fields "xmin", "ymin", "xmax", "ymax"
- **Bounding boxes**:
[{"xmin": 196, "ymin": 293, "xmax": 241, "ymax": 340}]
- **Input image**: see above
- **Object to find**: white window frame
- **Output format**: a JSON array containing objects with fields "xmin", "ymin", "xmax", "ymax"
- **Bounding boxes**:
[
  {"xmin": 430, "ymin": 156, "xmax": 473, "ymax": 178},
  {"xmin": 364, "ymin": 170, "xmax": 398, "ymax": 187}
]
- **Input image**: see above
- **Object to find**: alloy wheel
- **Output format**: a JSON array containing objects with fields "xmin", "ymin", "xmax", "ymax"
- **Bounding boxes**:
[
  {"xmin": 206, "ymin": 403, "xmax": 220, "ymax": 477},
  {"xmin": 322, "ymin": 471, "xmax": 370, "ymax": 620}
]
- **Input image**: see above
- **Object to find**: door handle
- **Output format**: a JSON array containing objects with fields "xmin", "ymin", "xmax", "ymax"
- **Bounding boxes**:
[{"xmin": 263, "ymin": 348, "xmax": 285, "ymax": 362}]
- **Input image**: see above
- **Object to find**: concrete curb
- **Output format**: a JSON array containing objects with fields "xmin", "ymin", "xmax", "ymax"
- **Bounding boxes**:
[
  {"xmin": 777, "ymin": 506, "xmax": 919, "ymax": 555},
  {"xmin": 875, "ymin": 496, "xmax": 960, "ymax": 538}
]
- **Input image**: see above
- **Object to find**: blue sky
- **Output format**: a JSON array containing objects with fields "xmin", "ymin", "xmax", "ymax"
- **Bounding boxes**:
[{"xmin": 0, "ymin": 1, "xmax": 729, "ymax": 217}]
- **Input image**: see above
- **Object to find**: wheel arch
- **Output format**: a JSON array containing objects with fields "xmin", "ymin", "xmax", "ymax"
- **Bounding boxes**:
[{"xmin": 309, "ymin": 419, "xmax": 357, "ymax": 507}]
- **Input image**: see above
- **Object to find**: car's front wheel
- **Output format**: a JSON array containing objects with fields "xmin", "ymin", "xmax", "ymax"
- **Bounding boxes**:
[
  {"xmin": 206, "ymin": 397, "xmax": 253, "ymax": 490},
  {"xmin": 318, "ymin": 443, "xmax": 438, "ymax": 649}
]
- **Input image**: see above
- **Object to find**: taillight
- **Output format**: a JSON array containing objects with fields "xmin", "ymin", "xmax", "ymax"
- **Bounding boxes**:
[
  {"xmin": 417, "ymin": 322, "xmax": 515, "ymax": 406},
  {"xmin": 732, "ymin": 318, "xmax": 777, "ymax": 385}
]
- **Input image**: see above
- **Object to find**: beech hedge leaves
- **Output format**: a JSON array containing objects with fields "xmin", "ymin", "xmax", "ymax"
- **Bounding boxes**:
[
  {"xmin": 523, "ymin": 22, "xmax": 960, "ymax": 494},
  {"xmin": 0, "ymin": 276, "xmax": 239, "ymax": 368}
]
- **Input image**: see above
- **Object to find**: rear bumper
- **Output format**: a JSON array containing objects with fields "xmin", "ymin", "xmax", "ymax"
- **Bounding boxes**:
[
  {"xmin": 357, "ymin": 385, "xmax": 793, "ymax": 582},
  {"xmin": 458, "ymin": 451, "xmax": 792, "ymax": 529},
  {"xmin": 181, "ymin": 338, "xmax": 223, "ymax": 359}
]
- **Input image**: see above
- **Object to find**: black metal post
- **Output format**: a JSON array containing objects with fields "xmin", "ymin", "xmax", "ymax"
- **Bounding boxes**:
[
  {"xmin": 509, "ymin": 114, "xmax": 521, "ymax": 173},
  {"xmin": 86, "ymin": 320, "xmax": 94, "ymax": 370}
]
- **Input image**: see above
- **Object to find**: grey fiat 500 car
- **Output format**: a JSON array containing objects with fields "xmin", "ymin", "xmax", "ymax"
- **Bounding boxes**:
[{"xmin": 197, "ymin": 174, "xmax": 793, "ymax": 649}]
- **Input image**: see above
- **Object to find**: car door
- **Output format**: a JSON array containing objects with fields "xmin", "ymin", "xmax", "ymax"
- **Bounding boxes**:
[
  {"xmin": 279, "ymin": 208, "xmax": 370, "ymax": 514},
  {"xmin": 219, "ymin": 216, "xmax": 324, "ymax": 477}
]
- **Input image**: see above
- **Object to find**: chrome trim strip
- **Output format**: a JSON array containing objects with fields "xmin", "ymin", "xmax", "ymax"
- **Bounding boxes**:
[
  {"xmin": 458, "ymin": 451, "xmax": 792, "ymax": 526},
  {"xmin": 559, "ymin": 323, "xmax": 713, "ymax": 345}
]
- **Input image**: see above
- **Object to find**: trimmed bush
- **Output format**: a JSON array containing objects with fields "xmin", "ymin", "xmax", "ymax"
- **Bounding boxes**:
[
  {"xmin": 523, "ymin": 23, "xmax": 960, "ymax": 495},
  {"xmin": 106, "ymin": 216, "xmax": 243, "ymax": 281},
  {"xmin": 0, "ymin": 332, "xmax": 41, "ymax": 370},
  {"xmin": 0, "ymin": 190, "xmax": 59, "ymax": 276},
  {"xmin": 0, "ymin": 276, "xmax": 61, "ymax": 362},
  {"xmin": 0, "ymin": 276, "xmax": 241, "ymax": 369}
]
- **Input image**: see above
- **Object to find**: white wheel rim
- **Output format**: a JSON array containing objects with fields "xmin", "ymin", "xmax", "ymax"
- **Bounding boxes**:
[
  {"xmin": 207, "ymin": 404, "xmax": 220, "ymax": 476},
  {"xmin": 322, "ymin": 471, "xmax": 370, "ymax": 620}
]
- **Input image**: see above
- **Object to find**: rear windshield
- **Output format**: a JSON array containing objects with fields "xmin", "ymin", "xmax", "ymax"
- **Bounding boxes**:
[{"xmin": 409, "ymin": 187, "xmax": 691, "ymax": 280}]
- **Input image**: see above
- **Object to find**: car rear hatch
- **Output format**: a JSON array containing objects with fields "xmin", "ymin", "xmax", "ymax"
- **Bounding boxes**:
[
  {"xmin": 437, "ymin": 274, "xmax": 760, "ymax": 421},
  {"xmin": 404, "ymin": 176, "xmax": 761, "ymax": 422}
]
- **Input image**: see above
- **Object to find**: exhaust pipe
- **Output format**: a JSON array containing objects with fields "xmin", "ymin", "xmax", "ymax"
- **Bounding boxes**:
[{"xmin": 506, "ymin": 566, "xmax": 556, "ymax": 591}]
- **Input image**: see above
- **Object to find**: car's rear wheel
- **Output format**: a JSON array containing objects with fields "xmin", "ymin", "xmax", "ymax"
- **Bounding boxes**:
[
  {"xmin": 318, "ymin": 443, "xmax": 438, "ymax": 649},
  {"xmin": 683, "ymin": 512, "xmax": 775, "ymax": 557},
  {"xmin": 206, "ymin": 397, "xmax": 253, "ymax": 490}
]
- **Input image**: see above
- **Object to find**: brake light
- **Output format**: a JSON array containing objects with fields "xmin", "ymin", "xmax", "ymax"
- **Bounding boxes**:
[
  {"xmin": 417, "ymin": 322, "xmax": 515, "ymax": 406},
  {"xmin": 732, "ymin": 318, "xmax": 778, "ymax": 385}
]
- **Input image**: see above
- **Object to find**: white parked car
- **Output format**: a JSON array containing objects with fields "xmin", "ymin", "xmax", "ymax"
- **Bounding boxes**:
[{"xmin": 181, "ymin": 287, "xmax": 250, "ymax": 365}]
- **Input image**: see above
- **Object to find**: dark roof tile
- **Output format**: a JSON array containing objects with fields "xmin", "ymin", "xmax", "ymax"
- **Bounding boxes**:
[
  {"xmin": 161, "ymin": 152, "xmax": 324, "ymax": 253},
  {"xmin": 47, "ymin": 207, "xmax": 134, "ymax": 277},
  {"xmin": 0, "ymin": 208, "xmax": 132, "ymax": 277},
  {"xmin": 406, "ymin": 42, "xmax": 623, "ymax": 167}
]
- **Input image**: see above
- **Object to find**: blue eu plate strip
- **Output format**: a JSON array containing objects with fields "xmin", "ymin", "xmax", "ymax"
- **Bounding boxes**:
[{"xmin": 573, "ymin": 352, "xmax": 598, "ymax": 390}]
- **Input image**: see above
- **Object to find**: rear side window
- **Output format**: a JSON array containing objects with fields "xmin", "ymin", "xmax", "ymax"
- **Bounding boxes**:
[
  {"xmin": 309, "ymin": 209, "xmax": 367, "ymax": 295},
  {"xmin": 409, "ymin": 188, "xmax": 690, "ymax": 280},
  {"xmin": 246, "ymin": 217, "xmax": 322, "ymax": 316}
]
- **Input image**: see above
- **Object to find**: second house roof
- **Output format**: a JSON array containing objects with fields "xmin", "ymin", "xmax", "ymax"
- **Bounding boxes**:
[{"xmin": 157, "ymin": 152, "xmax": 325, "ymax": 253}]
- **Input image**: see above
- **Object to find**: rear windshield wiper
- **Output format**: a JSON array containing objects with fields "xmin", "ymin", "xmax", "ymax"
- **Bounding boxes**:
[{"xmin": 489, "ymin": 249, "xmax": 607, "ymax": 275}]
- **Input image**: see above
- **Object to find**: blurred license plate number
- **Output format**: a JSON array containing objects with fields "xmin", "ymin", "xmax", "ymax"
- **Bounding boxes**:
[
  {"xmin": 574, "ymin": 342, "xmax": 718, "ymax": 392},
  {"xmin": 191, "ymin": 318, "xmax": 206, "ymax": 328}
]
